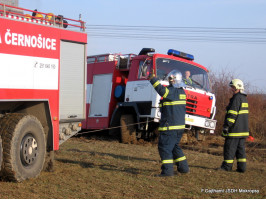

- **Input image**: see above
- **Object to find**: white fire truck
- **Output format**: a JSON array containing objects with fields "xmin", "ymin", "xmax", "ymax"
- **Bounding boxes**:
[
  {"xmin": 83, "ymin": 48, "xmax": 216, "ymax": 143},
  {"xmin": 0, "ymin": 4, "xmax": 87, "ymax": 181}
]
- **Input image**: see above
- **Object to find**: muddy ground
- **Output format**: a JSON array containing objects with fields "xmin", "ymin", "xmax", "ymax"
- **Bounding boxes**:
[{"xmin": 0, "ymin": 133, "xmax": 265, "ymax": 199}]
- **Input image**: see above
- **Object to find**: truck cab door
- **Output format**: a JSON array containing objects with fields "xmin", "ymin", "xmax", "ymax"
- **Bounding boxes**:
[{"xmin": 125, "ymin": 58, "xmax": 160, "ymax": 112}]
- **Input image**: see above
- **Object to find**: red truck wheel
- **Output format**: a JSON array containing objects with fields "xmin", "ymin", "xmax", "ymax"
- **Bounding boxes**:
[
  {"xmin": 1, "ymin": 114, "xmax": 46, "ymax": 182},
  {"xmin": 120, "ymin": 114, "xmax": 137, "ymax": 144}
]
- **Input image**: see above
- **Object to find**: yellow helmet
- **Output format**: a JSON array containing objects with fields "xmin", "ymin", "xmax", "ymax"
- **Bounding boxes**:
[
  {"xmin": 229, "ymin": 79, "xmax": 244, "ymax": 90},
  {"xmin": 45, "ymin": 13, "xmax": 54, "ymax": 21},
  {"xmin": 25, "ymin": 14, "xmax": 32, "ymax": 19},
  {"xmin": 35, "ymin": 13, "xmax": 43, "ymax": 19}
]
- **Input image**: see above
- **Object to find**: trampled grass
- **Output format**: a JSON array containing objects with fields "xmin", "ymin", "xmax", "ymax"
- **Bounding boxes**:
[{"xmin": 0, "ymin": 135, "xmax": 265, "ymax": 199}]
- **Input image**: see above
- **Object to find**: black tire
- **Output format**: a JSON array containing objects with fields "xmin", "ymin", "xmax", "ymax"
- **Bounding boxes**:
[
  {"xmin": 120, "ymin": 114, "xmax": 137, "ymax": 144},
  {"xmin": 0, "ymin": 136, "xmax": 3, "ymax": 173},
  {"xmin": 1, "ymin": 114, "xmax": 46, "ymax": 182}
]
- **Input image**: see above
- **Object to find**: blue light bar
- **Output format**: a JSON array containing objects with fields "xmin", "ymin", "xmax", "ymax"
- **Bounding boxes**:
[{"xmin": 167, "ymin": 49, "xmax": 194, "ymax": 61}]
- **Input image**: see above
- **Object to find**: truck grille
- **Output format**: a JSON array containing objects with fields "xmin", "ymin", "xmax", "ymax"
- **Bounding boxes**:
[
  {"xmin": 184, "ymin": 90, "xmax": 212, "ymax": 118},
  {"xmin": 186, "ymin": 99, "xmax": 197, "ymax": 114}
]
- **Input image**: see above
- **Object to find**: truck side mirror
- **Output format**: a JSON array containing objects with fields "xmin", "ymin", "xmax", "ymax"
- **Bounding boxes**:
[{"xmin": 139, "ymin": 48, "xmax": 155, "ymax": 55}]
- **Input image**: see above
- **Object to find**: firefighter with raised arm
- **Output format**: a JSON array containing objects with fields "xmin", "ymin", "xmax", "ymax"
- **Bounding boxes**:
[
  {"xmin": 149, "ymin": 69, "xmax": 189, "ymax": 177},
  {"xmin": 219, "ymin": 79, "xmax": 249, "ymax": 172}
]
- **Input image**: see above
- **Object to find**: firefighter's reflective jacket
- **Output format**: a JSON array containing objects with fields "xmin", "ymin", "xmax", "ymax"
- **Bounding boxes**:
[
  {"xmin": 150, "ymin": 77, "xmax": 186, "ymax": 131},
  {"xmin": 183, "ymin": 77, "xmax": 192, "ymax": 85},
  {"xmin": 223, "ymin": 92, "xmax": 249, "ymax": 138}
]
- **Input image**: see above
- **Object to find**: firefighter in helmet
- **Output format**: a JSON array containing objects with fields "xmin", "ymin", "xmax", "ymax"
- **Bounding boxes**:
[
  {"xmin": 149, "ymin": 70, "xmax": 189, "ymax": 177},
  {"xmin": 219, "ymin": 79, "xmax": 249, "ymax": 172}
]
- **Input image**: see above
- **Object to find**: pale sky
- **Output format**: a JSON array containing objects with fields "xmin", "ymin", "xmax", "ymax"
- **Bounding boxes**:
[{"xmin": 19, "ymin": 0, "xmax": 266, "ymax": 93}]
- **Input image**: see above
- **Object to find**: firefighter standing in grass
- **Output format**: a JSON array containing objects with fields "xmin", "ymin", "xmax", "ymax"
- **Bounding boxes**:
[
  {"xmin": 219, "ymin": 79, "xmax": 249, "ymax": 172},
  {"xmin": 149, "ymin": 70, "xmax": 189, "ymax": 177}
]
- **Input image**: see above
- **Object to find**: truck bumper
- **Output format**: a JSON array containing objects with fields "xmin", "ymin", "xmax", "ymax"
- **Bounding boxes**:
[{"xmin": 185, "ymin": 114, "xmax": 216, "ymax": 130}]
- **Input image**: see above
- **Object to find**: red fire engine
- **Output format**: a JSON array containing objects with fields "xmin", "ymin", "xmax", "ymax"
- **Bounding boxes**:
[
  {"xmin": 83, "ymin": 48, "xmax": 216, "ymax": 143},
  {"xmin": 0, "ymin": 4, "xmax": 87, "ymax": 181}
]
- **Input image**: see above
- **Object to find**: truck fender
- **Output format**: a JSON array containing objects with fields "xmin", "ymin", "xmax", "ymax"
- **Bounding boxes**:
[{"xmin": 110, "ymin": 102, "xmax": 141, "ymax": 130}]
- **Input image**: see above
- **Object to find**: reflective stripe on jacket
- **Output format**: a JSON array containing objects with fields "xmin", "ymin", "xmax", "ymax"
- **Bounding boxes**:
[
  {"xmin": 150, "ymin": 77, "xmax": 186, "ymax": 131},
  {"xmin": 183, "ymin": 78, "xmax": 192, "ymax": 85},
  {"xmin": 223, "ymin": 92, "xmax": 249, "ymax": 138}
]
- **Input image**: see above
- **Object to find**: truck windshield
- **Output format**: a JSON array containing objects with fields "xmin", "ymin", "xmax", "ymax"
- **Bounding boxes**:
[{"xmin": 156, "ymin": 58, "xmax": 211, "ymax": 91}]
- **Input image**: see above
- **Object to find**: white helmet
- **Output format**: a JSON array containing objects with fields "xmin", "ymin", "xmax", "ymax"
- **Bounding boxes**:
[
  {"xmin": 229, "ymin": 79, "xmax": 244, "ymax": 90},
  {"xmin": 166, "ymin": 70, "xmax": 185, "ymax": 88}
]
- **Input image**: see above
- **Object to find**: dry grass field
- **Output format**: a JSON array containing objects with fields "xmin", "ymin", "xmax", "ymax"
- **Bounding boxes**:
[{"xmin": 0, "ymin": 133, "xmax": 265, "ymax": 199}]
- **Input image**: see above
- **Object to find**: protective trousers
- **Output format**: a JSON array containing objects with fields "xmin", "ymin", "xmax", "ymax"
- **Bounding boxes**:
[
  {"xmin": 158, "ymin": 130, "xmax": 189, "ymax": 175},
  {"xmin": 221, "ymin": 138, "xmax": 246, "ymax": 172}
]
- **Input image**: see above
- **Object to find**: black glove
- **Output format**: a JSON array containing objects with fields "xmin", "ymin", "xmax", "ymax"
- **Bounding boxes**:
[{"xmin": 223, "ymin": 127, "xmax": 229, "ymax": 134}]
